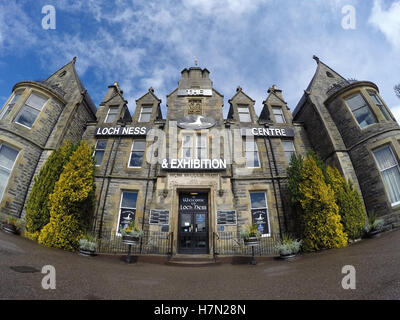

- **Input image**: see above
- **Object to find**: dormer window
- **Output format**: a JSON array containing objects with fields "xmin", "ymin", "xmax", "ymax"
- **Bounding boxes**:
[
  {"xmin": 272, "ymin": 106, "xmax": 286, "ymax": 123},
  {"xmin": 14, "ymin": 92, "xmax": 47, "ymax": 129},
  {"xmin": 345, "ymin": 93, "xmax": 377, "ymax": 129},
  {"xmin": 139, "ymin": 105, "xmax": 152, "ymax": 122},
  {"xmin": 238, "ymin": 105, "xmax": 251, "ymax": 122},
  {"xmin": 105, "ymin": 106, "xmax": 119, "ymax": 123}
]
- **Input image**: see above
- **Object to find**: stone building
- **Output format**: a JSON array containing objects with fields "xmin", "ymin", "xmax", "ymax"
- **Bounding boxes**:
[{"xmin": 0, "ymin": 56, "xmax": 399, "ymax": 256}]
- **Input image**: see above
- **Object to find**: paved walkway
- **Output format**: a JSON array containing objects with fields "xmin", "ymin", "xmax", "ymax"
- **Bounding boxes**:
[{"xmin": 0, "ymin": 229, "xmax": 399, "ymax": 299}]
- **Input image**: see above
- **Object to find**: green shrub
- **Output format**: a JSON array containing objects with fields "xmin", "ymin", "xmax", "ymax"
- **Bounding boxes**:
[
  {"xmin": 25, "ymin": 141, "xmax": 76, "ymax": 241},
  {"xmin": 326, "ymin": 166, "xmax": 366, "ymax": 240},
  {"xmin": 299, "ymin": 155, "xmax": 348, "ymax": 251},
  {"xmin": 38, "ymin": 141, "xmax": 96, "ymax": 251}
]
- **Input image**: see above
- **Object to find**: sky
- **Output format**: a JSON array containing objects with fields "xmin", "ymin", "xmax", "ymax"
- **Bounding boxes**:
[{"xmin": 0, "ymin": 0, "xmax": 400, "ymax": 120}]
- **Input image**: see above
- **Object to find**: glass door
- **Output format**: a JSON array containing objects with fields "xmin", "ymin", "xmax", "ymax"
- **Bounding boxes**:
[{"xmin": 178, "ymin": 192, "xmax": 209, "ymax": 254}]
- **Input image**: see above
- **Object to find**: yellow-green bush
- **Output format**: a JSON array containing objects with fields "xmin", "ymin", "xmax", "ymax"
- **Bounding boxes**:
[
  {"xmin": 38, "ymin": 141, "xmax": 96, "ymax": 251},
  {"xmin": 326, "ymin": 166, "xmax": 366, "ymax": 240},
  {"xmin": 299, "ymin": 155, "xmax": 348, "ymax": 251},
  {"xmin": 25, "ymin": 141, "xmax": 76, "ymax": 241}
]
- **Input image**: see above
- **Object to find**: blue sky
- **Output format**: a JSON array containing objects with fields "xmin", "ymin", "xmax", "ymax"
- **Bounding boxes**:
[{"xmin": 1, "ymin": 0, "xmax": 400, "ymax": 119}]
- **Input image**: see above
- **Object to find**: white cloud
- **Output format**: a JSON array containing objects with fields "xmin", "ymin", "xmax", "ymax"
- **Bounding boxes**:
[{"xmin": 369, "ymin": 0, "xmax": 400, "ymax": 50}]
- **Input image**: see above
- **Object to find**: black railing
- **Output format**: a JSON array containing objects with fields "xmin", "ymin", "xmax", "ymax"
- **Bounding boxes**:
[
  {"xmin": 93, "ymin": 230, "xmax": 171, "ymax": 255},
  {"xmin": 91, "ymin": 230, "xmax": 279, "ymax": 256},
  {"xmin": 213, "ymin": 232, "xmax": 279, "ymax": 256}
]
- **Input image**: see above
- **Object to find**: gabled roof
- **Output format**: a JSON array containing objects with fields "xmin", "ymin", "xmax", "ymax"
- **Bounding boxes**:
[
  {"xmin": 228, "ymin": 86, "xmax": 255, "ymax": 104},
  {"xmin": 292, "ymin": 55, "xmax": 348, "ymax": 117},
  {"xmin": 44, "ymin": 57, "xmax": 97, "ymax": 115},
  {"xmin": 136, "ymin": 87, "xmax": 161, "ymax": 103}
]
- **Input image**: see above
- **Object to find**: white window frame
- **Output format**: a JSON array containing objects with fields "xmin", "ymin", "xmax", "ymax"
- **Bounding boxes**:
[
  {"xmin": 272, "ymin": 106, "xmax": 286, "ymax": 123},
  {"xmin": 180, "ymin": 133, "xmax": 208, "ymax": 159},
  {"xmin": 14, "ymin": 92, "xmax": 48, "ymax": 129},
  {"xmin": 139, "ymin": 106, "xmax": 152, "ymax": 122},
  {"xmin": 345, "ymin": 93, "xmax": 377, "ymax": 129},
  {"xmin": 238, "ymin": 105, "xmax": 252, "ymax": 123},
  {"xmin": 116, "ymin": 191, "xmax": 138, "ymax": 236},
  {"xmin": 249, "ymin": 191, "xmax": 271, "ymax": 237},
  {"xmin": 282, "ymin": 140, "xmax": 296, "ymax": 164},
  {"xmin": 93, "ymin": 140, "xmax": 107, "ymax": 166},
  {"xmin": 128, "ymin": 139, "xmax": 146, "ymax": 168},
  {"xmin": 0, "ymin": 144, "xmax": 19, "ymax": 202},
  {"xmin": 373, "ymin": 145, "xmax": 400, "ymax": 207},
  {"xmin": 368, "ymin": 90, "xmax": 392, "ymax": 121},
  {"xmin": 105, "ymin": 106, "xmax": 119, "ymax": 123},
  {"xmin": 244, "ymin": 138, "xmax": 261, "ymax": 168},
  {"xmin": 0, "ymin": 90, "xmax": 23, "ymax": 120}
]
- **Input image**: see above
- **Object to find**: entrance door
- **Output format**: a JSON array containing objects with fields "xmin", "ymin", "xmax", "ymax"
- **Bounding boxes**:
[{"xmin": 178, "ymin": 192, "xmax": 209, "ymax": 254}]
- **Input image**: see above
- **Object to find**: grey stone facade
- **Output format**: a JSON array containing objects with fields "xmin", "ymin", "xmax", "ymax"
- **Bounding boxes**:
[{"xmin": 1, "ymin": 55, "xmax": 399, "ymax": 255}]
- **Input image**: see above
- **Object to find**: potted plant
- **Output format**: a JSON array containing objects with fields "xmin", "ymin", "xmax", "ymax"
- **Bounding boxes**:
[
  {"xmin": 240, "ymin": 224, "xmax": 262, "ymax": 246},
  {"xmin": 2, "ymin": 216, "xmax": 22, "ymax": 235},
  {"xmin": 275, "ymin": 235, "xmax": 302, "ymax": 259},
  {"xmin": 364, "ymin": 213, "xmax": 384, "ymax": 238},
  {"xmin": 121, "ymin": 221, "xmax": 144, "ymax": 245},
  {"xmin": 79, "ymin": 234, "xmax": 97, "ymax": 256}
]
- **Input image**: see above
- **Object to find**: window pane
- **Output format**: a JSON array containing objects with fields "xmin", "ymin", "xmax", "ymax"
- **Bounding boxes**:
[
  {"xmin": 245, "ymin": 141, "xmax": 257, "ymax": 151},
  {"xmin": 239, "ymin": 113, "xmax": 251, "ymax": 122},
  {"xmin": 353, "ymin": 106, "xmax": 376, "ymax": 128},
  {"xmin": 369, "ymin": 93, "xmax": 392, "ymax": 121},
  {"xmin": 0, "ymin": 167, "xmax": 10, "ymax": 201},
  {"xmin": 94, "ymin": 150, "xmax": 104, "ymax": 165},
  {"xmin": 272, "ymin": 107, "xmax": 285, "ymax": 123},
  {"xmin": 182, "ymin": 135, "xmax": 193, "ymax": 147},
  {"xmin": 250, "ymin": 192, "xmax": 266, "ymax": 209},
  {"xmin": 139, "ymin": 113, "xmax": 151, "ymax": 122},
  {"xmin": 374, "ymin": 146, "xmax": 397, "ymax": 171},
  {"xmin": 282, "ymin": 141, "xmax": 295, "ymax": 152},
  {"xmin": 121, "ymin": 191, "xmax": 138, "ymax": 208},
  {"xmin": 183, "ymin": 148, "xmax": 192, "ymax": 159},
  {"xmin": 15, "ymin": 105, "xmax": 40, "ymax": 128},
  {"xmin": 382, "ymin": 167, "xmax": 400, "ymax": 204},
  {"xmin": 346, "ymin": 94, "xmax": 366, "ymax": 111},
  {"xmin": 96, "ymin": 140, "xmax": 107, "ymax": 150},
  {"xmin": 246, "ymin": 151, "xmax": 259, "ymax": 167},
  {"xmin": 132, "ymin": 140, "xmax": 146, "ymax": 151},
  {"xmin": 142, "ymin": 107, "xmax": 152, "ymax": 113},
  {"xmin": 0, "ymin": 145, "xmax": 18, "ymax": 170},
  {"xmin": 129, "ymin": 151, "xmax": 144, "ymax": 167},
  {"xmin": 105, "ymin": 107, "xmax": 118, "ymax": 123},
  {"xmin": 25, "ymin": 93, "xmax": 47, "ymax": 110}
]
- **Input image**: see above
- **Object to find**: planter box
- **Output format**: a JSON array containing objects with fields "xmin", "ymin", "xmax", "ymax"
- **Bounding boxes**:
[
  {"xmin": 244, "ymin": 237, "xmax": 259, "ymax": 246},
  {"xmin": 279, "ymin": 253, "xmax": 296, "ymax": 260},
  {"xmin": 367, "ymin": 230, "xmax": 382, "ymax": 238},
  {"xmin": 79, "ymin": 248, "xmax": 96, "ymax": 257},
  {"xmin": 2, "ymin": 223, "xmax": 18, "ymax": 235},
  {"xmin": 122, "ymin": 235, "xmax": 140, "ymax": 245}
]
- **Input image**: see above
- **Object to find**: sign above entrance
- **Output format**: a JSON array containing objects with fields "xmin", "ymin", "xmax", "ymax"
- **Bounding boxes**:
[
  {"xmin": 177, "ymin": 115, "xmax": 216, "ymax": 130},
  {"xmin": 95, "ymin": 126, "xmax": 148, "ymax": 137},
  {"xmin": 217, "ymin": 210, "xmax": 237, "ymax": 225},
  {"xmin": 149, "ymin": 209, "xmax": 170, "ymax": 225},
  {"xmin": 177, "ymin": 89, "xmax": 212, "ymax": 96},
  {"xmin": 161, "ymin": 158, "xmax": 227, "ymax": 170},
  {"xmin": 242, "ymin": 127, "xmax": 295, "ymax": 138}
]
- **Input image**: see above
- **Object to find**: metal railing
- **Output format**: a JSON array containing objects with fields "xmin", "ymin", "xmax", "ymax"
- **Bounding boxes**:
[
  {"xmin": 93, "ymin": 230, "xmax": 171, "ymax": 255},
  {"xmin": 213, "ymin": 232, "xmax": 279, "ymax": 256},
  {"xmin": 91, "ymin": 229, "xmax": 280, "ymax": 256}
]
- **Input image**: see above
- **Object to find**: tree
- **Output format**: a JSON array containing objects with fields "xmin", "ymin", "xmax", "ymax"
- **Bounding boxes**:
[
  {"xmin": 395, "ymin": 84, "xmax": 400, "ymax": 99},
  {"xmin": 38, "ymin": 141, "xmax": 96, "ymax": 251},
  {"xmin": 287, "ymin": 153, "xmax": 304, "ymax": 236},
  {"xmin": 326, "ymin": 166, "xmax": 366, "ymax": 240},
  {"xmin": 25, "ymin": 141, "xmax": 76, "ymax": 241},
  {"xmin": 299, "ymin": 155, "xmax": 348, "ymax": 251}
]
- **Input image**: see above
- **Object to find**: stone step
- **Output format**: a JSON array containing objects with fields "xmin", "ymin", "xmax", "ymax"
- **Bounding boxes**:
[{"xmin": 165, "ymin": 255, "xmax": 219, "ymax": 267}]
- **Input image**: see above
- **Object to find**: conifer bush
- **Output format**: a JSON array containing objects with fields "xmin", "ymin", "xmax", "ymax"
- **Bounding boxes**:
[
  {"xmin": 38, "ymin": 141, "xmax": 96, "ymax": 251},
  {"xmin": 326, "ymin": 166, "xmax": 366, "ymax": 240},
  {"xmin": 25, "ymin": 141, "xmax": 75, "ymax": 241},
  {"xmin": 299, "ymin": 155, "xmax": 348, "ymax": 251}
]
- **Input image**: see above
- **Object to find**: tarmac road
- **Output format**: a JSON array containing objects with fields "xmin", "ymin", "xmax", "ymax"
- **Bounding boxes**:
[{"xmin": 0, "ymin": 228, "xmax": 399, "ymax": 300}]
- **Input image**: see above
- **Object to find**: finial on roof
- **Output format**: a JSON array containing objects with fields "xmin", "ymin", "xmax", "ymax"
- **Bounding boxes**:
[
  {"xmin": 236, "ymin": 86, "xmax": 242, "ymax": 92},
  {"xmin": 267, "ymin": 84, "xmax": 278, "ymax": 93},
  {"xmin": 313, "ymin": 55, "xmax": 320, "ymax": 63},
  {"xmin": 149, "ymin": 87, "xmax": 154, "ymax": 93},
  {"xmin": 72, "ymin": 56, "xmax": 77, "ymax": 64},
  {"xmin": 194, "ymin": 56, "xmax": 198, "ymax": 66}
]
